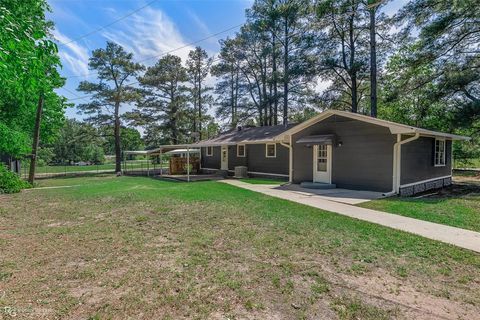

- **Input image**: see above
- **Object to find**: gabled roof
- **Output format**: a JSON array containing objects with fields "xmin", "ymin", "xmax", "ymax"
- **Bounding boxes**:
[
  {"xmin": 193, "ymin": 124, "xmax": 297, "ymax": 146},
  {"xmin": 275, "ymin": 110, "xmax": 470, "ymax": 141}
]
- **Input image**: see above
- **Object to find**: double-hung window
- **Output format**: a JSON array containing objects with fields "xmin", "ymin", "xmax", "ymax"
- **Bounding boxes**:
[
  {"xmin": 237, "ymin": 144, "xmax": 246, "ymax": 157},
  {"xmin": 206, "ymin": 146, "xmax": 213, "ymax": 156},
  {"xmin": 434, "ymin": 139, "xmax": 446, "ymax": 167},
  {"xmin": 265, "ymin": 143, "xmax": 276, "ymax": 158}
]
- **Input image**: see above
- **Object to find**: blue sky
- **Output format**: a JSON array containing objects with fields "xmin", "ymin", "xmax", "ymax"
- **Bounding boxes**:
[
  {"xmin": 49, "ymin": 0, "xmax": 251, "ymax": 119},
  {"xmin": 48, "ymin": 0, "xmax": 407, "ymax": 120}
]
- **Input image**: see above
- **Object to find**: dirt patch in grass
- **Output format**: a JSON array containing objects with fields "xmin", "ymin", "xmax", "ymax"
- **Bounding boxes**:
[{"xmin": 0, "ymin": 176, "xmax": 479, "ymax": 319}]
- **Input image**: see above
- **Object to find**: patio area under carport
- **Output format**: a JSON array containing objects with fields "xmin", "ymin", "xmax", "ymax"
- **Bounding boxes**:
[{"xmin": 123, "ymin": 143, "xmax": 225, "ymax": 182}]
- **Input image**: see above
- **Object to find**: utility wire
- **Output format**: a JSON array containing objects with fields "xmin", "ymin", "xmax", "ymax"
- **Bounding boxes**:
[
  {"xmin": 65, "ymin": 57, "xmax": 223, "ymax": 102},
  {"xmin": 58, "ymin": 0, "xmax": 159, "ymax": 46},
  {"xmin": 62, "ymin": 23, "xmax": 241, "ymax": 79}
]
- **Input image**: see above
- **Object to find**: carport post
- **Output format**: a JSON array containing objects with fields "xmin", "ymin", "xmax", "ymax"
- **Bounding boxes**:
[
  {"xmin": 160, "ymin": 148, "xmax": 163, "ymax": 176},
  {"xmin": 187, "ymin": 146, "xmax": 190, "ymax": 182}
]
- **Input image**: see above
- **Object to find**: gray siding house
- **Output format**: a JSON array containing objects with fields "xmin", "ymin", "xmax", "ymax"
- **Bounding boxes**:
[{"xmin": 194, "ymin": 110, "xmax": 469, "ymax": 196}]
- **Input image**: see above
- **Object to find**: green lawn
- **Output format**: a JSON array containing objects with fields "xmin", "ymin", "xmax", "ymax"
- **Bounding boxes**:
[
  {"xmin": 1, "ymin": 176, "xmax": 479, "ymax": 319},
  {"xmin": 455, "ymin": 158, "xmax": 480, "ymax": 169},
  {"xmin": 361, "ymin": 181, "xmax": 480, "ymax": 232}
]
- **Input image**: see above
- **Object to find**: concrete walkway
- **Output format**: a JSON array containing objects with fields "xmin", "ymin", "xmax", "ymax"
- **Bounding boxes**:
[{"xmin": 221, "ymin": 180, "xmax": 480, "ymax": 253}]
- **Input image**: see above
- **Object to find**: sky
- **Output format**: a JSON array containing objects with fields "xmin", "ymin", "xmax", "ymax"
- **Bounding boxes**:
[
  {"xmin": 48, "ymin": 0, "xmax": 251, "ymax": 119},
  {"xmin": 48, "ymin": 0, "xmax": 407, "ymax": 121}
]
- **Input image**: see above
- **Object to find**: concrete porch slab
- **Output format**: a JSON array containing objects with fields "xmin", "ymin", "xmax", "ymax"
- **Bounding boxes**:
[{"xmin": 279, "ymin": 184, "xmax": 385, "ymax": 205}]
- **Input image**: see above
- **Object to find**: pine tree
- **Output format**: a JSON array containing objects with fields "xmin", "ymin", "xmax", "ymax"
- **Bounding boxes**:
[
  {"xmin": 77, "ymin": 42, "xmax": 144, "ymax": 174},
  {"xmin": 186, "ymin": 47, "xmax": 213, "ymax": 140}
]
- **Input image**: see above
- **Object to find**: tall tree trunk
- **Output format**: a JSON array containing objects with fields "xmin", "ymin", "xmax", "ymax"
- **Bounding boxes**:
[
  {"xmin": 272, "ymin": 31, "xmax": 278, "ymax": 125},
  {"xmin": 28, "ymin": 93, "xmax": 44, "ymax": 184},
  {"xmin": 171, "ymin": 91, "xmax": 178, "ymax": 144},
  {"xmin": 230, "ymin": 72, "xmax": 235, "ymax": 128},
  {"xmin": 192, "ymin": 88, "xmax": 197, "ymax": 135},
  {"xmin": 114, "ymin": 101, "xmax": 122, "ymax": 174},
  {"xmin": 234, "ymin": 70, "xmax": 239, "ymax": 126},
  {"xmin": 369, "ymin": 6, "xmax": 377, "ymax": 118},
  {"xmin": 262, "ymin": 58, "xmax": 268, "ymax": 126},
  {"xmin": 348, "ymin": 11, "xmax": 358, "ymax": 113},
  {"xmin": 283, "ymin": 18, "xmax": 289, "ymax": 125},
  {"xmin": 198, "ymin": 76, "xmax": 202, "ymax": 140},
  {"xmin": 269, "ymin": 81, "xmax": 273, "ymax": 126}
]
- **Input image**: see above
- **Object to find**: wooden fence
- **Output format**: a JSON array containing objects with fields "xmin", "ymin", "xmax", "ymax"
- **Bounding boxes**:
[{"xmin": 169, "ymin": 157, "xmax": 200, "ymax": 175}]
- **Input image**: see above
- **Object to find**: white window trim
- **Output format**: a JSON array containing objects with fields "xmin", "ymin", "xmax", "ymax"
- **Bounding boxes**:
[
  {"xmin": 237, "ymin": 144, "xmax": 246, "ymax": 157},
  {"xmin": 265, "ymin": 143, "xmax": 276, "ymax": 158},
  {"xmin": 206, "ymin": 146, "xmax": 213, "ymax": 157},
  {"xmin": 434, "ymin": 138, "xmax": 446, "ymax": 167}
]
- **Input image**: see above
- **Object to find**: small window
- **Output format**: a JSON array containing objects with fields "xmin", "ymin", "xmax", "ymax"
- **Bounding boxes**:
[
  {"xmin": 265, "ymin": 143, "xmax": 276, "ymax": 158},
  {"xmin": 237, "ymin": 144, "xmax": 246, "ymax": 157},
  {"xmin": 434, "ymin": 139, "xmax": 446, "ymax": 167},
  {"xmin": 317, "ymin": 145, "xmax": 327, "ymax": 172},
  {"xmin": 206, "ymin": 146, "xmax": 213, "ymax": 156}
]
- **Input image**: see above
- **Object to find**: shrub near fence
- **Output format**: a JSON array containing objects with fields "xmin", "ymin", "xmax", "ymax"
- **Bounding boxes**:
[{"xmin": 0, "ymin": 165, "xmax": 30, "ymax": 193}]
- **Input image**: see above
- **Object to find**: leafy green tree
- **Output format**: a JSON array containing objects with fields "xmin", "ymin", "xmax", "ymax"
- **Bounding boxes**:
[
  {"xmin": 365, "ymin": 0, "xmax": 393, "ymax": 117},
  {"xmin": 276, "ymin": 0, "xmax": 317, "ymax": 123},
  {"xmin": 397, "ymin": 0, "xmax": 479, "ymax": 125},
  {"xmin": 101, "ymin": 126, "xmax": 144, "ymax": 154},
  {"xmin": 0, "ymin": 0, "xmax": 66, "ymax": 184},
  {"xmin": 212, "ymin": 38, "xmax": 248, "ymax": 128},
  {"xmin": 382, "ymin": 0, "xmax": 479, "ymax": 159},
  {"xmin": 316, "ymin": 0, "xmax": 369, "ymax": 113},
  {"xmin": 50, "ymin": 119, "xmax": 104, "ymax": 164},
  {"xmin": 77, "ymin": 42, "xmax": 144, "ymax": 174},
  {"xmin": 133, "ymin": 54, "xmax": 189, "ymax": 145}
]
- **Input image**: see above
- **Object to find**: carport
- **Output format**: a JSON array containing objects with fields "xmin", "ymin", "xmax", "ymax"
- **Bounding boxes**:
[{"xmin": 123, "ymin": 143, "xmax": 223, "ymax": 182}]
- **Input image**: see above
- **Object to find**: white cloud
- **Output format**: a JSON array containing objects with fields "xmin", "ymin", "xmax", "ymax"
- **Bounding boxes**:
[
  {"xmin": 53, "ymin": 29, "xmax": 90, "ymax": 77},
  {"xmin": 101, "ymin": 7, "xmax": 196, "ymax": 65}
]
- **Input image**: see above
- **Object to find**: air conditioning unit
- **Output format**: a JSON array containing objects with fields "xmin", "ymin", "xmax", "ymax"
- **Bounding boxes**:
[{"xmin": 234, "ymin": 166, "xmax": 248, "ymax": 178}]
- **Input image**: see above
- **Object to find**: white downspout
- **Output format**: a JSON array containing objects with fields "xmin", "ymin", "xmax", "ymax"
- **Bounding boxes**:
[
  {"xmin": 279, "ymin": 135, "xmax": 293, "ymax": 183},
  {"xmin": 383, "ymin": 132, "xmax": 420, "ymax": 196}
]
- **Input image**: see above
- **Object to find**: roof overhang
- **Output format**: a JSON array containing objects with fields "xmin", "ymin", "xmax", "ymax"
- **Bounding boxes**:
[
  {"xmin": 165, "ymin": 149, "xmax": 200, "ymax": 154},
  {"xmin": 296, "ymin": 134, "xmax": 336, "ymax": 145},
  {"xmin": 274, "ymin": 110, "xmax": 470, "ymax": 141}
]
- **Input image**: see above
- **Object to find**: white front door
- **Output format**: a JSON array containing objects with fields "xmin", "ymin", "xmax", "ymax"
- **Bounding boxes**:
[
  {"xmin": 221, "ymin": 146, "xmax": 228, "ymax": 170},
  {"xmin": 313, "ymin": 144, "xmax": 332, "ymax": 183}
]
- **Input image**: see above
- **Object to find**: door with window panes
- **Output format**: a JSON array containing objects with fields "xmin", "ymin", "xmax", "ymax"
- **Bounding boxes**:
[{"xmin": 313, "ymin": 144, "xmax": 332, "ymax": 183}]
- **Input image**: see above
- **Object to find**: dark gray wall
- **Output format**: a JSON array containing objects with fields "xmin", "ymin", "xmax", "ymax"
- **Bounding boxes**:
[
  {"xmin": 246, "ymin": 143, "xmax": 289, "ymax": 175},
  {"xmin": 292, "ymin": 115, "xmax": 396, "ymax": 192},
  {"xmin": 227, "ymin": 145, "xmax": 248, "ymax": 170},
  {"xmin": 400, "ymin": 138, "xmax": 452, "ymax": 185},
  {"xmin": 201, "ymin": 146, "xmax": 221, "ymax": 169},
  {"xmin": 200, "ymin": 144, "xmax": 288, "ymax": 176}
]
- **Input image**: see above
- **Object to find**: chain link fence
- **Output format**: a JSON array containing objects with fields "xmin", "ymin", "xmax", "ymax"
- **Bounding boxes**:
[{"xmin": 19, "ymin": 157, "xmax": 167, "ymax": 179}]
